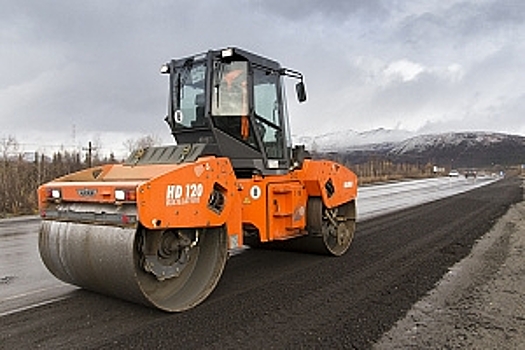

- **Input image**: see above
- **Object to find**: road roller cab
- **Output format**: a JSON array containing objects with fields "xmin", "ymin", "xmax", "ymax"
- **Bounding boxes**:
[
  {"xmin": 162, "ymin": 47, "xmax": 307, "ymax": 176},
  {"xmin": 38, "ymin": 47, "xmax": 358, "ymax": 312}
]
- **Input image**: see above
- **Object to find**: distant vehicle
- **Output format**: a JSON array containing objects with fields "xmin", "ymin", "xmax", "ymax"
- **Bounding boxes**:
[
  {"xmin": 464, "ymin": 170, "xmax": 477, "ymax": 178},
  {"xmin": 448, "ymin": 169, "xmax": 460, "ymax": 177}
]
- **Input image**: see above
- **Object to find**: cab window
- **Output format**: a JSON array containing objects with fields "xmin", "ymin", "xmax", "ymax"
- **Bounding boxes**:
[{"xmin": 253, "ymin": 68, "xmax": 284, "ymax": 159}]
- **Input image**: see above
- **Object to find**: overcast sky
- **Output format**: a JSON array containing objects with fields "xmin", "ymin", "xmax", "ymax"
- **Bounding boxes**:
[{"xmin": 2, "ymin": 0, "xmax": 524, "ymax": 156}]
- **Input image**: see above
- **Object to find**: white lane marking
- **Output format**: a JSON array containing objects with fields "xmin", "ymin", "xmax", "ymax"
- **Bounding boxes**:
[
  {"xmin": 0, "ymin": 295, "xmax": 70, "ymax": 317},
  {"xmin": 0, "ymin": 285, "xmax": 73, "ymax": 302}
]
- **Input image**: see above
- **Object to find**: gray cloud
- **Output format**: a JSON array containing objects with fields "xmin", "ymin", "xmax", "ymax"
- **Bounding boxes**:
[
  {"xmin": 253, "ymin": 0, "xmax": 388, "ymax": 21},
  {"xmin": 1, "ymin": 0, "xmax": 525, "ymax": 156}
]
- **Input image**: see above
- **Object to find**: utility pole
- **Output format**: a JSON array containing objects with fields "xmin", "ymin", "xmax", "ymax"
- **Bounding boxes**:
[{"xmin": 83, "ymin": 141, "xmax": 97, "ymax": 168}]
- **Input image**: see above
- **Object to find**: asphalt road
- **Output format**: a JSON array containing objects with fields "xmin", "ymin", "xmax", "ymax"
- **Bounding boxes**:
[
  {"xmin": 357, "ymin": 175, "xmax": 497, "ymax": 220},
  {"xmin": 0, "ymin": 176, "xmax": 520, "ymax": 349}
]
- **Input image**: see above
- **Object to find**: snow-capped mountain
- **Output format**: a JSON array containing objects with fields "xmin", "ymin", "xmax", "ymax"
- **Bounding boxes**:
[
  {"xmin": 294, "ymin": 129, "xmax": 525, "ymax": 167},
  {"xmin": 292, "ymin": 128, "xmax": 415, "ymax": 152},
  {"xmin": 388, "ymin": 132, "xmax": 520, "ymax": 155}
]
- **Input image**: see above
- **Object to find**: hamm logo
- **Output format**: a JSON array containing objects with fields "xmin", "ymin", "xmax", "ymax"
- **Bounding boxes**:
[{"xmin": 77, "ymin": 188, "xmax": 97, "ymax": 197}]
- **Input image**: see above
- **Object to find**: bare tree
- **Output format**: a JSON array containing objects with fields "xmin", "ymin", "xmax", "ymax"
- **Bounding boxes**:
[
  {"xmin": 123, "ymin": 134, "xmax": 162, "ymax": 153},
  {"xmin": 0, "ymin": 136, "xmax": 19, "ymax": 215},
  {"xmin": 1, "ymin": 135, "xmax": 19, "ymax": 159}
]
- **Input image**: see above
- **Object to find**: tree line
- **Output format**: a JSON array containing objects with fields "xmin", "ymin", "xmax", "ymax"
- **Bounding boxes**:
[
  {"xmin": 0, "ymin": 135, "xmax": 438, "ymax": 217},
  {"xmin": 0, "ymin": 135, "xmax": 158, "ymax": 217},
  {"xmin": 0, "ymin": 150, "xmax": 116, "ymax": 217},
  {"xmin": 315, "ymin": 152, "xmax": 438, "ymax": 184}
]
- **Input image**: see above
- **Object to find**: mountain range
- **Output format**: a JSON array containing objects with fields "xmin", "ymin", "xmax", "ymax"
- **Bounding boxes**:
[{"xmin": 293, "ymin": 129, "xmax": 525, "ymax": 168}]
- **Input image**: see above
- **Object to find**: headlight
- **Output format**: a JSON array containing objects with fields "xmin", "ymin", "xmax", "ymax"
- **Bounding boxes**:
[
  {"xmin": 115, "ymin": 189, "xmax": 136, "ymax": 202},
  {"xmin": 115, "ymin": 189, "xmax": 126, "ymax": 201},
  {"xmin": 221, "ymin": 48, "xmax": 234, "ymax": 58},
  {"xmin": 160, "ymin": 63, "xmax": 170, "ymax": 74}
]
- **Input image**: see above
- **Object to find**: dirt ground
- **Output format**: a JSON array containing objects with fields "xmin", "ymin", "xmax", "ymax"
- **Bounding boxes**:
[{"xmin": 375, "ymin": 177, "xmax": 525, "ymax": 350}]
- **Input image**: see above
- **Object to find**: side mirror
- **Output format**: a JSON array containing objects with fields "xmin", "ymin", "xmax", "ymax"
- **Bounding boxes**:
[{"xmin": 296, "ymin": 81, "xmax": 307, "ymax": 103}]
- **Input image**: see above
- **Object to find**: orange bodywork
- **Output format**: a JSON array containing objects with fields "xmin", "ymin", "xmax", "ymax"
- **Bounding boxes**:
[
  {"xmin": 38, "ymin": 157, "xmax": 357, "ymax": 249},
  {"xmin": 238, "ymin": 159, "xmax": 357, "ymax": 242}
]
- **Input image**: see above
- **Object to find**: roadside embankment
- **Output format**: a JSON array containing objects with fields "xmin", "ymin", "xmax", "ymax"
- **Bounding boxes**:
[{"xmin": 375, "ymin": 177, "xmax": 525, "ymax": 349}]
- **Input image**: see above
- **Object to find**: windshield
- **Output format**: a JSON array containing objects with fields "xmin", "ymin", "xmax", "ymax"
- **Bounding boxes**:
[
  {"xmin": 172, "ymin": 60, "xmax": 207, "ymax": 128},
  {"xmin": 212, "ymin": 61, "xmax": 248, "ymax": 116}
]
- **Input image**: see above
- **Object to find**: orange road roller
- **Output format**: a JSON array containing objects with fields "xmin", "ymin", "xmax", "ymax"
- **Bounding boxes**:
[{"xmin": 38, "ymin": 47, "xmax": 358, "ymax": 312}]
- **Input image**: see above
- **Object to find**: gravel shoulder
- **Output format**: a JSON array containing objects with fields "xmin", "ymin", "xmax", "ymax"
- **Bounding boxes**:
[{"xmin": 375, "ymin": 177, "xmax": 525, "ymax": 349}]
